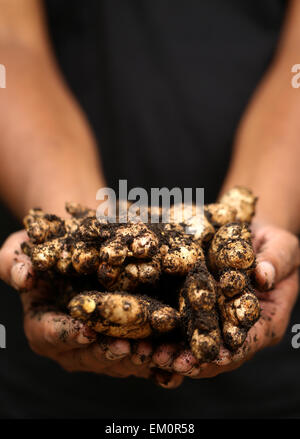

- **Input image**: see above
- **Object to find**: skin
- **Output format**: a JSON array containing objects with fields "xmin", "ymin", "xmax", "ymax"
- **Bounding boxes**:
[
  {"xmin": 150, "ymin": 0, "xmax": 300, "ymax": 381},
  {"xmin": 151, "ymin": 222, "xmax": 300, "ymax": 378},
  {"xmin": 0, "ymin": 0, "xmax": 181, "ymax": 385},
  {"xmin": 0, "ymin": 0, "xmax": 299, "ymax": 389},
  {"xmin": 0, "ymin": 230, "xmax": 183, "ymax": 387},
  {"xmin": 220, "ymin": 0, "xmax": 300, "ymax": 234}
]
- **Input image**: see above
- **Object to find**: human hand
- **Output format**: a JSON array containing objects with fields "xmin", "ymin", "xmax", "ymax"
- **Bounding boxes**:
[
  {"xmin": 149, "ymin": 222, "xmax": 300, "ymax": 379},
  {"xmin": 0, "ymin": 230, "xmax": 184, "ymax": 383}
]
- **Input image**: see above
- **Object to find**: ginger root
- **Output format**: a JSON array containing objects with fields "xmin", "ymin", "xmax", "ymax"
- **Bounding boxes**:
[
  {"xmin": 22, "ymin": 186, "xmax": 260, "ymax": 361},
  {"xmin": 68, "ymin": 291, "xmax": 180, "ymax": 338},
  {"xmin": 179, "ymin": 261, "xmax": 221, "ymax": 362},
  {"xmin": 219, "ymin": 186, "xmax": 257, "ymax": 223},
  {"xmin": 218, "ymin": 289, "xmax": 260, "ymax": 350}
]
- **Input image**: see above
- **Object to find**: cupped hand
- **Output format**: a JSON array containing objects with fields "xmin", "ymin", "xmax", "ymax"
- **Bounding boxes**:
[
  {"xmin": 149, "ymin": 222, "xmax": 300, "ymax": 379},
  {"xmin": 0, "ymin": 230, "xmax": 184, "ymax": 386}
]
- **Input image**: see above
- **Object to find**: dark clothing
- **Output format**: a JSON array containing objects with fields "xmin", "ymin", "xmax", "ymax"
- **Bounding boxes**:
[{"xmin": 1, "ymin": 0, "xmax": 299, "ymax": 418}]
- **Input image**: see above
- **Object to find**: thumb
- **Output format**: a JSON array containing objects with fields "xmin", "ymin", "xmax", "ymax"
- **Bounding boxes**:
[{"xmin": 255, "ymin": 227, "xmax": 300, "ymax": 290}]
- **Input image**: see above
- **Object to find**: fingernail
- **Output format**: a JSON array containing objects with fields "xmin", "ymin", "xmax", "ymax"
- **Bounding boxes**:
[
  {"xmin": 257, "ymin": 261, "xmax": 275, "ymax": 290},
  {"xmin": 105, "ymin": 350, "xmax": 127, "ymax": 360},
  {"xmin": 76, "ymin": 333, "xmax": 93, "ymax": 344},
  {"xmin": 10, "ymin": 262, "xmax": 27, "ymax": 290},
  {"xmin": 154, "ymin": 357, "xmax": 172, "ymax": 368}
]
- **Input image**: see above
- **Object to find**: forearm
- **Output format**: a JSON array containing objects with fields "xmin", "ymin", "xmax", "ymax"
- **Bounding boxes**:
[
  {"xmin": 221, "ymin": 0, "xmax": 300, "ymax": 233},
  {"xmin": 221, "ymin": 64, "xmax": 300, "ymax": 232},
  {"xmin": 0, "ymin": 1, "xmax": 105, "ymax": 218}
]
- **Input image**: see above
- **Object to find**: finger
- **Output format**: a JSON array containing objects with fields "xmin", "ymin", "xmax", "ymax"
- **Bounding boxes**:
[
  {"xmin": 131, "ymin": 340, "xmax": 153, "ymax": 365},
  {"xmin": 152, "ymin": 343, "xmax": 178, "ymax": 368},
  {"xmin": 120, "ymin": 356, "xmax": 152, "ymax": 379},
  {"xmin": 258, "ymin": 270, "xmax": 299, "ymax": 344},
  {"xmin": 24, "ymin": 310, "xmax": 97, "ymax": 354},
  {"xmin": 191, "ymin": 303, "xmax": 282, "ymax": 379},
  {"xmin": 254, "ymin": 227, "xmax": 300, "ymax": 289},
  {"xmin": 10, "ymin": 259, "xmax": 35, "ymax": 291},
  {"xmin": 61, "ymin": 344, "xmax": 148, "ymax": 377},
  {"xmin": 190, "ymin": 331, "xmax": 259, "ymax": 379},
  {"xmin": 183, "ymin": 365, "xmax": 202, "ymax": 377},
  {"xmin": 20, "ymin": 282, "xmax": 97, "ymax": 355},
  {"xmin": 0, "ymin": 230, "xmax": 34, "ymax": 290},
  {"xmin": 99, "ymin": 336, "xmax": 131, "ymax": 360},
  {"xmin": 92, "ymin": 345, "xmax": 142, "ymax": 377},
  {"xmin": 58, "ymin": 344, "xmax": 108, "ymax": 373},
  {"xmin": 255, "ymin": 261, "xmax": 275, "ymax": 291},
  {"xmin": 153, "ymin": 370, "xmax": 184, "ymax": 389},
  {"xmin": 172, "ymin": 349, "xmax": 199, "ymax": 374}
]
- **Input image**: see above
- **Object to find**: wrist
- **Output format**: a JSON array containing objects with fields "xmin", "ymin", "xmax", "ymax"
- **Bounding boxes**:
[{"xmin": 252, "ymin": 208, "xmax": 294, "ymax": 232}]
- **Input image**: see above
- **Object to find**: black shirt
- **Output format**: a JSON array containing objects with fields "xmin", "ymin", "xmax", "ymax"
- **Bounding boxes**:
[{"xmin": 1, "ymin": 0, "xmax": 299, "ymax": 418}]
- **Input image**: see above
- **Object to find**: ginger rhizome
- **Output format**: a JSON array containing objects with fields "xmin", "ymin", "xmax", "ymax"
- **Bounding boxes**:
[
  {"xmin": 22, "ymin": 186, "xmax": 260, "ymax": 363},
  {"xmin": 68, "ymin": 291, "xmax": 180, "ymax": 338}
]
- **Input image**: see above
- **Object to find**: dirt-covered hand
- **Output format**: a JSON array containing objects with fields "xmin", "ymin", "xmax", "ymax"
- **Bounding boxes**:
[
  {"xmin": 0, "ymin": 230, "xmax": 184, "ymax": 384},
  {"xmin": 151, "ymin": 223, "xmax": 300, "ymax": 379}
]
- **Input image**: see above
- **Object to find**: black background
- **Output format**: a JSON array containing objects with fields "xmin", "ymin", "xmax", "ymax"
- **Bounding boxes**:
[{"xmin": 0, "ymin": 0, "xmax": 299, "ymax": 418}]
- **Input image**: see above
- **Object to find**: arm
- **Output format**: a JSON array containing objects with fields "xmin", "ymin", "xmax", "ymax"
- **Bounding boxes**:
[
  {"xmin": 0, "ymin": 0, "xmax": 185, "ymax": 385},
  {"xmin": 220, "ymin": 0, "xmax": 300, "ymax": 289},
  {"xmin": 221, "ymin": 0, "xmax": 300, "ymax": 234},
  {"xmin": 0, "ymin": 0, "xmax": 104, "ymax": 217},
  {"xmin": 0, "ymin": 0, "xmax": 120, "ymax": 374},
  {"xmin": 151, "ymin": 0, "xmax": 300, "ymax": 380}
]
